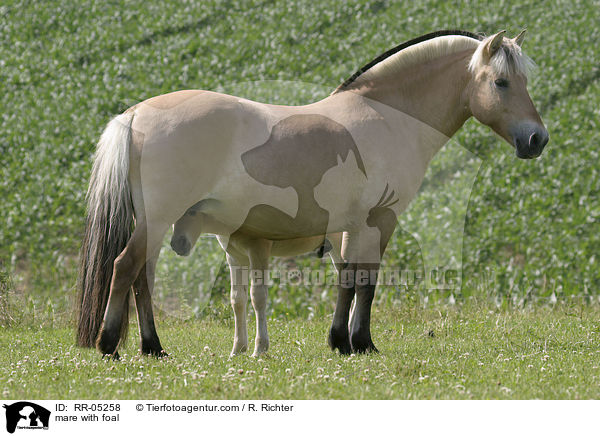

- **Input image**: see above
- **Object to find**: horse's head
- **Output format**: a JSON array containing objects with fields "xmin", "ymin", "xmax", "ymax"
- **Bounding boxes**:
[{"xmin": 467, "ymin": 30, "xmax": 548, "ymax": 159}]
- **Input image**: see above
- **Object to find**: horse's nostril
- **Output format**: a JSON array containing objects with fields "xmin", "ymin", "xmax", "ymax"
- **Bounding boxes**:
[
  {"xmin": 529, "ymin": 132, "xmax": 539, "ymax": 148},
  {"xmin": 529, "ymin": 129, "xmax": 549, "ymax": 153}
]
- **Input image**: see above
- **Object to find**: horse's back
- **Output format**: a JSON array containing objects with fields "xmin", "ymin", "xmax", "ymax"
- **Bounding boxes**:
[
  {"xmin": 128, "ymin": 89, "xmax": 297, "ymax": 229},
  {"xmin": 126, "ymin": 89, "xmax": 395, "ymax": 238},
  {"xmin": 132, "ymin": 90, "xmax": 250, "ymax": 140}
]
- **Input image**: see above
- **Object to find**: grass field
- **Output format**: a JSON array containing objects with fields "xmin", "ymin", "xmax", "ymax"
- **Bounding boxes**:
[
  {"xmin": 1, "ymin": 0, "xmax": 599, "ymax": 399},
  {"xmin": 2, "ymin": 303, "xmax": 600, "ymax": 399}
]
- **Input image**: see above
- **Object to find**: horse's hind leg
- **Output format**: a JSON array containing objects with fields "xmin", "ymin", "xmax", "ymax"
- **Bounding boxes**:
[
  {"xmin": 247, "ymin": 239, "xmax": 272, "ymax": 357},
  {"xmin": 132, "ymin": 251, "xmax": 166, "ymax": 357},
  {"xmin": 227, "ymin": 253, "xmax": 250, "ymax": 356},
  {"xmin": 96, "ymin": 221, "xmax": 149, "ymax": 356}
]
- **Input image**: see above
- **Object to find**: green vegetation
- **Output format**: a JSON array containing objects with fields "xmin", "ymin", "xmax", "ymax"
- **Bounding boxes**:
[
  {"xmin": 0, "ymin": 269, "xmax": 15, "ymax": 326},
  {"xmin": 1, "ymin": 0, "xmax": 599, "ymax": 398},
  {"xmin": 1, "ymin": 304, "xmax": 599, "ymax": 399}
]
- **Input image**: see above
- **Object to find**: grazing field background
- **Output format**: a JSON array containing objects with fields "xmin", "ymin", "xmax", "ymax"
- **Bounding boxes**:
[{"xmin": 1, "ymin": 0, "xmax": 599, "ymax": 399}]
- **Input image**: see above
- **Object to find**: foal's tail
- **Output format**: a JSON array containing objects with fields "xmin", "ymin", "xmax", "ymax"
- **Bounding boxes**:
[{"xmin": 77, "ymin": 112, "xmax": 134, "ymax": 348}]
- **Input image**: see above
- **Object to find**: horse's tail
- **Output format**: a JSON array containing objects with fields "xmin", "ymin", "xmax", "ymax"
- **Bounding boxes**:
[{"xmin": 77, "ymin": 112, "xmax": 135, "ymax": 348}]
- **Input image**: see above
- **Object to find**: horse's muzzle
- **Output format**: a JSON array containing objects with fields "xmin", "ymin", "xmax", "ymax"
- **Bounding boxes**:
[{"xmin": 512, "ymin": 123, "xmax": 549, "ymax": 159}]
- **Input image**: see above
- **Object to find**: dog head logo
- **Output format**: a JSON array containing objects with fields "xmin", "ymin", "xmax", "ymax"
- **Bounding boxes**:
[{"xmin": 3, "ymin": 402, "xmax": 50, "ymax": 433}]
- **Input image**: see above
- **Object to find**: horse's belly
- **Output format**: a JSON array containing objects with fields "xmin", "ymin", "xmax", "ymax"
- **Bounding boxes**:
[
  {"xmin": 231, "ymin": 204, "xmax": 330, "ymax": 240},
  {"xmin": 201, "ymin": 189, "xmax": 353, "ymax": 240}
]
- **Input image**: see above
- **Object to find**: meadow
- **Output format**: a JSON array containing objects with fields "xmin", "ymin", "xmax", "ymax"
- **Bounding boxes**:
[
  {"xmin": 1, "ymin": 0, "xmax": 599, "ymax": 399},
  {"xmin": 2, "ymin": 304, "xmax": 600, "ymax": 399}
]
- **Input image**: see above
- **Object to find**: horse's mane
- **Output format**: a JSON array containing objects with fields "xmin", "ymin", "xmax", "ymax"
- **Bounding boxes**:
[
  {"xmin": 334, "ymin": 30, "xmax": 483, "ymax": 93},
  {"xmin": 468, "ymin": 34, "xmax": 535, "ymax": 77},
  {"xmin": 334, "ymin": 30, "xmax": 535, "ymax": 93}
]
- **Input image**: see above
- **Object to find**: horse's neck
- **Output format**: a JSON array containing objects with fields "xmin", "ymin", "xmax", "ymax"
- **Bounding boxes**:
[{"xmin": 344, "ymin": 50, "xmax": 474, "ymax": 157}]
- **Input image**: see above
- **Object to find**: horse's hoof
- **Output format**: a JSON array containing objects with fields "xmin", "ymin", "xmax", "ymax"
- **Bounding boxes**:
[
  {"xmin": 251, "ymin": 337, "xmax": 269, "ymax": 357},
  {"xmin": 141, "ymin": 346, "xmax": 168, "ymax": 358},
  {"xmin": 101, "ymin": 351, "xmax": 120, "ymax": 361},
  {"xmin": 328, "ymin": 327, "xmax": 352, "ymax": 355},
  {"xmin": 230, "ymin": 343, "xmax": 248, "ymax": 357},
  {"xmin": 251, "ymin": 350, "xmax": 269, "ymax": 358},
  {"xmin": 96, "ymin": 326, "xmax": 120, "ymax": 356},
  {"xmin": 154, "ymin": 350, "xmax": 169, "ymax": 358},
  {"xmin": 141, "ymin": 337, "xmax": 167, "ymax": 358},
  {"xmin": 350, "ymin": 333, "xmax": 379, "ymax": 354},
  {"xmin": 353, "ymin": 344, "xmax": 379, "ymax": 354}
]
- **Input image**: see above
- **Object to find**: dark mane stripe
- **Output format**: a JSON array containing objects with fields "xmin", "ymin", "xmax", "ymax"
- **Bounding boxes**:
[{"xmin": 335, "ymin": 29, "xmax": 483, "ymax": 91}]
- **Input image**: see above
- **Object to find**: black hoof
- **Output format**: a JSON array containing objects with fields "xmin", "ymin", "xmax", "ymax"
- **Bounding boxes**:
[
  {"xmin": 141, "ymin": 344, "xmax": 168, "ymax": 358},
  {"xmin": 145, "ymin": 349, "xmax": 168, "ymax": 358},
  {"xmin": 141, "ymin": 334, "xmax": 167, "ymax": 357},
  {"xmin": 351, "ymin": 333, "xmax": 379, "ymax": 354},
  {"xmin": 101, "ymin": 351, "xmax": 120, "ymax": 361},
  {"xmin": 96, "ymin": 325, "xmax": 120, "ymax": 357},
  {"xmin": 328, "ymin": 326, "xmax": 352, "ymax": 355},
  {"xmin": 170, "ymin": 235, "xmax": 191, "ymax": 256}
]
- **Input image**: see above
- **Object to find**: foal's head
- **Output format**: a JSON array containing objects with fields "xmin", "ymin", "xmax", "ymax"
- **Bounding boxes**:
[{"xmin": 467, "ymin": 30, "xmax": 549, "ymax": 159}]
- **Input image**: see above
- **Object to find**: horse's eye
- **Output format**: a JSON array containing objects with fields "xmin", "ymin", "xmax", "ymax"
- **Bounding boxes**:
[{"xmin": 494, "ymin": 78, "xmax": 509, "ymax": 88}]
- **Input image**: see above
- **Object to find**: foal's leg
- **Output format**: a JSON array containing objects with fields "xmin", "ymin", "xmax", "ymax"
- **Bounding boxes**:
[
  {"xmin": 227, "ymin": 253, "xmax": 250, "ymax": 356},
  {"xmin": 132, "ymin": 251, "xmax": 166, "ymax": 357},
  {"xmin": 97, "ymin": 222, "xmax": 149, "ymax": 356},
  {"xmin": 247, "ymin": 239, "xmax": 272, "ymax": 356}
]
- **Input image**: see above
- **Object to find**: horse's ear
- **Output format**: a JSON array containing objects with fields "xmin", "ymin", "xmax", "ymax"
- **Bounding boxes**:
[
  {"xmin": 483, "ymin": 30, "xmax": 506, "ymax": 60},
  {"xmin": 513, "ymin": 29, "xmax": 527, "ymax": 47}
]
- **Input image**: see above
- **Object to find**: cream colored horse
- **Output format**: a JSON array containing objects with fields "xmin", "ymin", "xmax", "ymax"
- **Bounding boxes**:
[{"xmin": 77, "ymin": 30, "xmax": 548, "ymax": 358}]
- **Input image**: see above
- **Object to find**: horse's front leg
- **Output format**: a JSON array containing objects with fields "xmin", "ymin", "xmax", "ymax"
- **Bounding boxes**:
[
  {"xmin": 227, "ymin": 253, "xmax": 250, "ymax": 356},
  {"xmin": 329, "ymin": 264, "xmax": 379, "ymax": 354},
  {"xmin": 350, "ymin": 262, "xmax": 381, "ymax": 353},
  {"xmin": 247, "ymin": 239, "xmax": 273, "ymax": 356},
  {"xmin": 330, "ymin": 225, "xmax": 392, "ymax": 354},
  {"xmin": 328, "ymin": 261, "xmax": 355, "ymax": 355},
  {"xmin": 327, "ymin": 232, "xmax": 354, "ymax": 354},
  {"xmin": 329, "ymin": 261, "xmax": 380, "ymax": 354}
]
